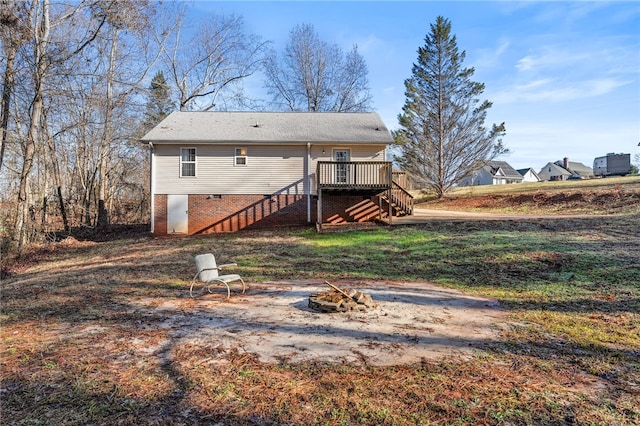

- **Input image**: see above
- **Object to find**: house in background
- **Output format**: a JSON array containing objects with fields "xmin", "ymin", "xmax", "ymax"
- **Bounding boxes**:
[
  {"xmin": 141, "ymin": 111, "xmax": 412, "ymax": 235},
  {"xmin": 459, "ymin": 160, "xmax": 523, "ymax": 186},
  {"xmin": 517, "ymin": 168, "xmax": 542, "ymax": 183},
  {"xmin": 593, "ymin": 153, "xmax": 631, "ymax": 177},
  {"xmin": 538, "ymin": 157, "xmax": 593, "ymax": 181}
]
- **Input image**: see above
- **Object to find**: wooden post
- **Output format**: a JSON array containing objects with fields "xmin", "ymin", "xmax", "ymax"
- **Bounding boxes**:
[
  {"xmin": 317, "ymin": 188, "xmax": 323, "ymax": 232},
  {"xmin": 388, "ymin": 187, "xmax": 392, "ymax": 224},
  {"xmin": 387, "ymin": 165, "xmax": 393, "ymax": 224}
]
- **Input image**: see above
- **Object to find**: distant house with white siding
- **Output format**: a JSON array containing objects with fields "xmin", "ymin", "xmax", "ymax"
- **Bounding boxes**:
[
  {"xmin": 141, "ymin": 111, "xmax": 412, "ymax": 235},
  {"xmin": 517, "ymin": 168, "xmax": 542, "ymax": 183},
  {"xmin": 538, "ymin": 157, "xmax": 593, "ymax": 181},
  {"xmin": 459, "ymin": 160, "xmax": 523, "ymax": 186}
]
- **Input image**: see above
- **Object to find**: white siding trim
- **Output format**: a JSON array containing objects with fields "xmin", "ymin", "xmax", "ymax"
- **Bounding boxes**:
[
  {"xmin": 150, "ymin": 143, "xmax": 155, "ymax": 233},
  {"xmin": 306, "ymin": 143, "xmax": 311, "ymax": 223}
]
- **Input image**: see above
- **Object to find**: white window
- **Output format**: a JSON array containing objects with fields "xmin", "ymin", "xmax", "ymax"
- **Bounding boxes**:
[
  {"xmin": 180, "ymin": 147, "xmax": 196, "ymax": 177},
  {"xmin": 235, "ymin": 147, "xmax": 247, "ymax": 166}
]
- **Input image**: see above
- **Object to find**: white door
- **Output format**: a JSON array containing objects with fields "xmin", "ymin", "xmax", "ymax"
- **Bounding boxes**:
[
  {"xmin": 333, "ymin": 149, "xmax": 351, "ymax": 183},
  {"xmin": 167, "ymin": 194, "xmax": 188, "ymax": 234}
]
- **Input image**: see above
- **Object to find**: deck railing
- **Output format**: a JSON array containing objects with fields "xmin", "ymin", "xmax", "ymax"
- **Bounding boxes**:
[
  {"xmin": 389, "ymin": 181, "xmax": 413, "ymax": 215},
  {"xmin": 316, "ymin": 161, "xmax": 392, "ymax": 190}
]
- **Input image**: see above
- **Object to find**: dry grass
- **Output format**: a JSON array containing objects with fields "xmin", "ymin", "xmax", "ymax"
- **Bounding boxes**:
[
  {"xmin": 415, "ymin": 175, "xmax": 640, "ymax": 215},
  {"xmin": 1, "ymin": 183, "xmax": 639, "ymax": 425}
]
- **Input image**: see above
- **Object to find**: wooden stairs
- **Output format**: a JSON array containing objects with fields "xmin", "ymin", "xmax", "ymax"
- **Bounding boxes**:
[{"xmin": 379, "ymin": 182, "xmax": 413, "ymax": 217}]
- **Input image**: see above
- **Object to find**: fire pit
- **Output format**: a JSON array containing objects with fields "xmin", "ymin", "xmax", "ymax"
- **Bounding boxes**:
[{"xmin": 308, "ymin": 281, "xmax": 378, "ymax": 313}]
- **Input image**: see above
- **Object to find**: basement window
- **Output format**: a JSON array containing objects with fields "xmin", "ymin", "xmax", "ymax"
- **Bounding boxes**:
[
  {"xmin": 180, "ymin": 147, "xmax": 196, "ymax": 177},
  {"xmin": 235, "ymin": 147, "xmax": 247, "ymax": 166}
]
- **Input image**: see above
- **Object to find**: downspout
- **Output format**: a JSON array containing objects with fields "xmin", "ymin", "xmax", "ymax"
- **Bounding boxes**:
[
  {"xmin": 306, "ymin": 143, "xmax": 311, "ymax": 223},
  {"xmin": 149, "ymin": 142, "xmax": 155, "ymax": 234}
]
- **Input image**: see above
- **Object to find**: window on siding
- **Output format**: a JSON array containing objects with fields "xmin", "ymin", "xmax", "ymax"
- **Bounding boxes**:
[
  {"xmin": 235, "ymin": 147, "xmax": 247, "ymax": 166},
  {"xmin": 180, "ymin": 148, "xmax": 196, "ymax": 177}
]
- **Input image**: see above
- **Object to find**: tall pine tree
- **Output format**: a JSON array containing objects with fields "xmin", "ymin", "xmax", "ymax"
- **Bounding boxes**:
[
  {"xmin": 143, "ymin": 71, "xmax": 174, "ymax": 131},
  {"xmin": 394, "ymin": 16, "xmax": 506, "ymax": 198}
]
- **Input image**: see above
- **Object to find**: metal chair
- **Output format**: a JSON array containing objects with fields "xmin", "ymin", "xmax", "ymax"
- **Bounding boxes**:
[{"xmin": 190, "ymin": 253, "xmax": 246, "ymax": 299}]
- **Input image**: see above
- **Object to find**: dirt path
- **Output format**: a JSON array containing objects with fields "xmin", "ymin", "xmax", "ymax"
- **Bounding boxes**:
[
  {"xmin": 134, "ymin": 280, "xmax": 507, "ymax": 366},
  {"xmin": 390, "ymin": 208, "xmax": 596, "ymax": 224}
]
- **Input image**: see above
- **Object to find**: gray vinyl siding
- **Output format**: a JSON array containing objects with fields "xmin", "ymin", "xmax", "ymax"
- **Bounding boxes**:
[
  {"xmin": 153, "ymin": 143, "xmax": 386, "ymax": 195},
  {"xmin": 155, "ymin": 144, "xmax": 306, "ymax": 195}
]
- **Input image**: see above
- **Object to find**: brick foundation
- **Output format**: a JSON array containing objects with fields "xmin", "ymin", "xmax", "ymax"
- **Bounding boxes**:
[
  {"xmin": 322, "ymin": 194, "xmax": 382, "ymax": 224},
  {"xmin": 154, "ymin": 194, "xmax": 314, "ymax": 235},
  {"xmin": 153, "ymin": 195, "xmax": 168, "ymax": 235},
  {"xmin": 153, "ymin": 193, "xmax": 382, "ymax": 236}
]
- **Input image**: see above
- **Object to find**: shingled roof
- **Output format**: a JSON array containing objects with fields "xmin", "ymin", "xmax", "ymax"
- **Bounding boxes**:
[
  {"xmin": 553, "ymin": 160, "xmax": 593, "ymax": 177},
  {"xmin": 483, "ymin": 160, "xmax": 523, "ymax": 180},
  {"xmin": 141, "ymin": 111, "xmax": 393, "ymax": 144}
]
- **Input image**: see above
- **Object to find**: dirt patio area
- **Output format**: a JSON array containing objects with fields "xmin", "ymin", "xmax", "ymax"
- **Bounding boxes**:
[{"xmin": 133, "ymin": 280, "xmax": 507, "ymax": 366}]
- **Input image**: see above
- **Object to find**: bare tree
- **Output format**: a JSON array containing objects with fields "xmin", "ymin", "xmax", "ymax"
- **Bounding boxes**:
[
  {"xmin": 47, "ymin": 1, "xmax": 162, "ymax": 230},
  {"xmin": 162, "ymin": 12, "xmax": 268, "ymax": 111},
  {"xmin": 4, "ymin": 0, "xmax": 160, "ymax": 248},
  {"xmin": 14, "ymin": 0, "xmax": 51, "ymax": 251},
  {"xmin": 263, "ymin": 23, "xmax": 372, "ymax": 112},
  {"xmin": 1, "ymin": 1, "xmax": 268, "ymax": 251},
  {"xmin": 0, "ymin": 0, "xmax": 29, "ymax": 173}
]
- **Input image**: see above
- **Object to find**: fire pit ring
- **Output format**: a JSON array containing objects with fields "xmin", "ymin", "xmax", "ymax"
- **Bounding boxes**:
[{"xmin": 308, "ymin": 281, "xmax": 378, "ymax": 313}]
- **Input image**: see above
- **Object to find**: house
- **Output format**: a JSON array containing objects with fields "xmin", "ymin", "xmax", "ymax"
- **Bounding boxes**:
[
  {"xmin": 516, "ymin": 168, "xmax": 542, "ymax": 183},
  {"xmin": 593, "ymin": 153, "xmax": 631, "ymax": 176},
  {"xmin": 538, "ymin": 157, "xmax": 593, "ymax": 181},
  {"xmin": 141, "ymin": 111, "xmax": 413, "ymax": 235},
  {"xmin": 459, "ymin": 160, "xmax": 523, "ymax": 186}
]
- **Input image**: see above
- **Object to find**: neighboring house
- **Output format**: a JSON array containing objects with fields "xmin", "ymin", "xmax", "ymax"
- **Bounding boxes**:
[
  {"xmin": 538, "ymin": 157, "xmax": 593, "ymax": 181},
  {"xmin": 459, "ymin": 160, "xmax": 523, "ymax": 186},
  {"xmin": 516, "ymin": 168, "xmax": 542, "ymax": 183},
  {"xmin": 593, "ymin": 153, "xmax": 631, "ymax": 177},
  {"xmin": 141, "ymin": 111, "xmax": 412, "ymax": 235}
]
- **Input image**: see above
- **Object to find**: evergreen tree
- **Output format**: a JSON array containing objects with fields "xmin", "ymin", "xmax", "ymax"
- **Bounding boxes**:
[
  {"xmin": 143, "ymin": 71, "xmax": 173, "ymax": 130},
  {"xmin": 394, "ymin": 16, "xmax": 507, "ymax": 198}
]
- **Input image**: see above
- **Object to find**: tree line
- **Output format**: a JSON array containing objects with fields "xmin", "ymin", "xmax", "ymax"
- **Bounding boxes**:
[
  {"xmin": 0, "ymin": 0, "xmax": 373, "ymax": 253},
  {"xmin": 1, "ymin": 0, "xmax": 504, "ymax": 253}
]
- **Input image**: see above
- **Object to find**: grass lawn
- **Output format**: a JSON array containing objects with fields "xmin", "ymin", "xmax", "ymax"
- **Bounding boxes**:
[{"xmin": 1, "ymin": 184, "xmax": 639, "ymax": 424}]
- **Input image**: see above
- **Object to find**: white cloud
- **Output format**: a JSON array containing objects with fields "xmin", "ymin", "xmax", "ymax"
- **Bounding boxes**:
[
  {"xmin": 515, "ymin": 47, "xmax": 593, "ymax": 73},
  {"xmin": 495, "ymin": 39, "xmax": 511, "ymax": 57},
  {"xmin": 494, "ymin": 77, "xmax": 631, "ymax": 104},
  {"xmin": 515, "ymin": 79, "xmax": 553, "ymax": 91},
  {"xmin": 516, "ymin": 55, "xmax": 536, "ymax": 72},
  {"xmin": 472, "ymin": 38, "xmax": 511, "ymax": 71}
]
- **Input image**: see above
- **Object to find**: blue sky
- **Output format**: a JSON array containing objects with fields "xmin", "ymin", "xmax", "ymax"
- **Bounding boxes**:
[{"xmin": 187, "ymin": 1, "xmax": 640, "ymax": 171}]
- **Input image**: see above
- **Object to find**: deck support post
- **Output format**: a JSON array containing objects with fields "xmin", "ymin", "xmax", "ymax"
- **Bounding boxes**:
[
  {"xmin": 317, "ymin": 188, "xmax": 323, "ymax": 232},
  {"xmin": 387, "ymin": 188, "xmax": 392, "ymax": 224},
  {"xmin": 387, "ymin": 165, "xmax": 393, "ymax": 224}
]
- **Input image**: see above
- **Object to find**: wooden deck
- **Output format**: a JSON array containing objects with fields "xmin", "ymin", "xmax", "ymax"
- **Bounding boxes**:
[
  {"xmin": 316, "ymin": 161, "xmax": 392, "ymax": 190},
  {"xmin": 315, "ymin": 161, "xmax": 414, "ymax": 231}
]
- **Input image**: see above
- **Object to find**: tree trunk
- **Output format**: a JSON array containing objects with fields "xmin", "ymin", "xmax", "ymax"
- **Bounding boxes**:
[
  {"xmin": 96, "ymin": 28, "xmax": 119, "ymax": 230},
  {"xmin": 0, "ymin": 42, "xmax": 17, "ymax": 173},
  {"xmin": 44, "ymin": 114, "xmax": 69, "ymax": 232},
  {"xmin": 16, "ymin": 0, "xmax": 50, "ymax": 252}
]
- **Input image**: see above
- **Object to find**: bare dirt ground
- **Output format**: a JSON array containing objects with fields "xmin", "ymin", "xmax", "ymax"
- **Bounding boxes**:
[
  {"xmin": 392, "ymin": 207, "xmax": 594, "ymax": 224},
  {"xmin": 416, "ymin": 186, "xmax": 640, "ymax": 216},
  {"xmin": 127, "ymin": 279, "xmax": 507, "ymax": 366}
]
